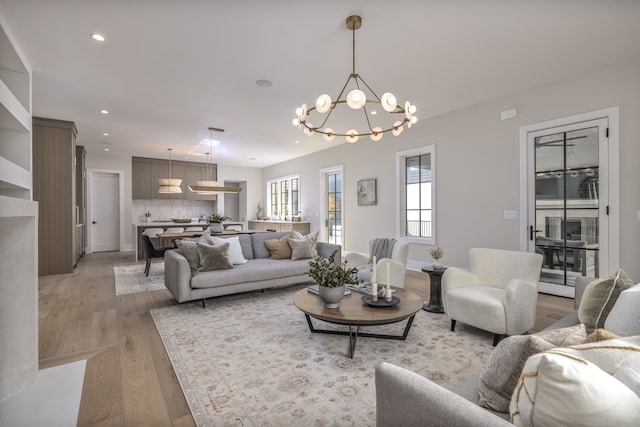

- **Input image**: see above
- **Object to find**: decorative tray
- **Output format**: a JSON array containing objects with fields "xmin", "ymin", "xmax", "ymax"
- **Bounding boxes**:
[{"xmin": 361, "ymin": 295, "xmax": 400, "ymax": 307}]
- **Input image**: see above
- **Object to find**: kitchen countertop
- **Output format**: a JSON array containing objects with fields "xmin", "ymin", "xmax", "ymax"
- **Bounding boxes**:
[
  {"xmin": 248, "ymin": 219, "xmax": 308, "ymax": 223},
  {"xmin": 132, "ymin": 221, "xmax": 210, "ymax": 227}
]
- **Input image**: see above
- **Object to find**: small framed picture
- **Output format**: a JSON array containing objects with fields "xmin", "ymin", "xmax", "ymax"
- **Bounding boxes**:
[{"xmin": 357, "ymin": 178, "xmax": 377, "ymax": 206}]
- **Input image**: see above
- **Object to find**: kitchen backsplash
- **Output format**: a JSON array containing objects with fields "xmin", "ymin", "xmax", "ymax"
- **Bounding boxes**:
[{"xmin": 133, "ymin": 199, "xmax": 216, "ymax": 222}]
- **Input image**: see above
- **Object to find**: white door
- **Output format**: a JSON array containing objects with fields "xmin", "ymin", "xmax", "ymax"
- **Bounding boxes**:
[
  {"xmin": 90, "ymin": 171, "xmax": 120, "ymax": 252},
  {"xmin": 526, "ymin": 119, "xmax": 609, "ymax": 296}
]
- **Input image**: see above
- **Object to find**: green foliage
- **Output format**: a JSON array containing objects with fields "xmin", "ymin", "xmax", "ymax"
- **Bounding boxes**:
[
  {"xmin": 206, "ymin": 213, "xmax": 230, "ymax": 223},
  {"xmin": 307, "ymin": 250, "xmax": 361, "ymax": 288}
]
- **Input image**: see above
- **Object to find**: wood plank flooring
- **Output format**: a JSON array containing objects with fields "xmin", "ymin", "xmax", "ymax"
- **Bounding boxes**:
[{"xmin": 39, "ymin": 252, "xmax": 575, "ymax": 426}]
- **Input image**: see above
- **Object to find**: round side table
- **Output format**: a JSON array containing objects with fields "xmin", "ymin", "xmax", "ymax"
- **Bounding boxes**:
[{"xmin": 421, "ymin": 266, "xmax": 447, "ymax": 313}]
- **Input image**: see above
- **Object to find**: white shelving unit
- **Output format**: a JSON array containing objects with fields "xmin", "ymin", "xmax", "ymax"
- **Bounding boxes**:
[{"xmin": 0, "ymin": 13, "xmax": 38, "ymax": 400}]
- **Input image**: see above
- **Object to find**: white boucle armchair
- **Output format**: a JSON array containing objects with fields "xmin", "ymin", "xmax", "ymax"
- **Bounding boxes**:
[
  {"xmin": 345, "ymin": 239, "xmax": 409, "ymax": 288},
  {"xmin": 442, "ymin": 248, "xmax": 543, "ymax": 346}
]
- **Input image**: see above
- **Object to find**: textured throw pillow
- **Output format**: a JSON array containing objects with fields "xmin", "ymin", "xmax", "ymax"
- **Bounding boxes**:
[
  {"xmin": 264, "ymin": 234, "xmax": 292, "ymax": 259},
  {"xmin": 211, "ymin": 236, "xmax": 247, "ymax": 265},
  {"xmin": 604, "ymin": 283, "xmax": 640, "ymax": 336},
  {"xmin": 288, "ymin": 237, "xmax": 318, "ymax": 260},
  {"xmin": 175, "ymin": 239, "xmax": 201, "ymax": 271},
  {"xmin": 510, "ymin": 336, "xmax": 640, "ymax": 427},
  {"xmin": 196, "ymin": 242, "xmax": 233, "ymax": 272},
  {"xmin": 478, "ymin": 324, "xmax": 587, "ymax": 413},
  {"xmin": 578, "ymin": 269, "xmax": 635, "ymax": 332}
]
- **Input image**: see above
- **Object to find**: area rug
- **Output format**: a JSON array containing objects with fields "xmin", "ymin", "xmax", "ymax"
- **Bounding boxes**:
[
  {"xmin": 113, "ymin": 263, "xmax": 166, "ymax": 295},
  {"xmin": 151, "ymin": 285, "xmax": 495, "ymax": 427}
]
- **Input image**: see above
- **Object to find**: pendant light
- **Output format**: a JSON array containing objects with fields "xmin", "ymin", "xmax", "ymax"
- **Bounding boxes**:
[
  {"xmin": 158, "ymin": 148, "xmax": 182, "ymax": 194},
  {"xmin": 188, "ymin": 127, "xmax": 242, "ymax": 194}
]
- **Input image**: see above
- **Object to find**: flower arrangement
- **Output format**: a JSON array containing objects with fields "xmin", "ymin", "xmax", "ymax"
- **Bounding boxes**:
[
  {"xmin": 429, "ymin": 245, "xmax": 444, "ymax": 261},
  {"xmin": 206, "ymin": 213, "xmax": 230, "ymax": 223},
  {"xmin": 307, "ymin": 250, "xmax": 361, "ymax": 288},
  {"xmin": 144, "ymin": 211, "xmax": 152, "ymax": 220}
]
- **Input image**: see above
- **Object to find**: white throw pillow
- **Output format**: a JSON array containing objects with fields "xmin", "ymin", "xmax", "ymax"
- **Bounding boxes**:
[
  {"xmin": 510, "ymin": 336, "xmax": 640, "ymax": 427},
  {"xmin": 605, "ymin": 283, "xmax": 640, "ymax": 336},
  {"xmin": 211, "ymin": 236, "xmax": 247, "ymax": 265}
]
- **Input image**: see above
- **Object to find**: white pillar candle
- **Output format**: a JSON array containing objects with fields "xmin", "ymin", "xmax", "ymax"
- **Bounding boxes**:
[
  {"xmin": 372, "ymin": 256, "xmax": 377, "ymax": 283},
  {"xmin": 386, "ymin": 263, "xmax": 391, "ymax": 290}
]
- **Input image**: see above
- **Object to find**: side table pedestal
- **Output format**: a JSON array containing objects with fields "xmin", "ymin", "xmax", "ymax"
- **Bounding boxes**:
[{"xmin": 421, "ymin": 266, "xmax": 446, "ymax": 313}]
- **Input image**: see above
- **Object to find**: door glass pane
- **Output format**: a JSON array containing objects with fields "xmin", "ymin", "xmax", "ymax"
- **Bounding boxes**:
[
  {"xmin": 534, "ymin": 126, "xmax": 600, "ymax": 287},
  {"xmin": 326, "ymin": 172, "xmax": 342, "ymax": 246}
]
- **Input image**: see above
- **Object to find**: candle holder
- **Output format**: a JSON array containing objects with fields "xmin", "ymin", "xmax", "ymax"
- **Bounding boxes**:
[
  {"xmin": 371, "ymin": 282, "xmax": 378, "ymax": 301},
  {"xmin": 384, "ymin": 288, "xmax": 393, "ymax": 302}
]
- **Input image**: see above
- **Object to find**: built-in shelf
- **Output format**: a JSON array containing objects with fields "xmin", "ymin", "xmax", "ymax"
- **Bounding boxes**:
[{"xmin": 0, "ymin": 12, "xmax": 37, "ymax": 401}]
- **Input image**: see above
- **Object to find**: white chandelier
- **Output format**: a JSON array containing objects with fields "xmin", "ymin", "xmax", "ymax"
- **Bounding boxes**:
[
  {"xmin": 293, "ymin": 15, "xmax": 417, "ymax": 143},
  {"xmin": 188, "ymin": 127, "xmax": 241, "ymax": 194},
  {"xmin": 158, "ymin": 148, "xmax": 182, "ymax": 194}
]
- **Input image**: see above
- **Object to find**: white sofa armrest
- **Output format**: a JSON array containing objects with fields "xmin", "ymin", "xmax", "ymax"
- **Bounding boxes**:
[
  {"xmin": 504, "ymin": 279, "xmax": 539, "ymax": 335},
  {"xmin": 344, "ymin": 251, "xmax": 369, "ymax": 268},
  {"xmin": 442, "ymin": 267, "xmax": 479, "ymax": 311},
  {"xmin": 375, "ymin": 362, "xmax": 511, "ymax": 427},
  {"xmin": 377, "ymin": 258, "xmax": 407, "ymax": 288}
]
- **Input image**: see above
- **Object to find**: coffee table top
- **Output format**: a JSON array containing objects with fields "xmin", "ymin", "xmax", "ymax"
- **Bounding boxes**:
[{"xmin": 293, "ymin": 286, "xmax": 423, "ymax": 326}]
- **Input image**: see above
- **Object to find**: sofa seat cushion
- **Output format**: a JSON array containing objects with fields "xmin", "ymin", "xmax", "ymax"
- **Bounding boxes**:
[{"xmin": 190, "ymin": 258, "xmax": 311, "ymax": 289}]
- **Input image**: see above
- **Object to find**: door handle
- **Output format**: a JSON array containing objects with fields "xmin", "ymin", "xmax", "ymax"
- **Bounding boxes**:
[
  {"xmin": 92, "ymin": 221, "xmax": 97, "ymax": 224},
  {"xmin": 529, "ymin": 225, "xmax": 542, "ymax": 241}
]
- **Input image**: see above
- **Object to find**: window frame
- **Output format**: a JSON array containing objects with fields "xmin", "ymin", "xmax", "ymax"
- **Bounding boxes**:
[
  {"xmin": 266, "ymin": 173, "xmax": 300, "ymax": 219},
  {"xmin": 396, "ymin": 145, "xmax": 436, "ymax": 245}
]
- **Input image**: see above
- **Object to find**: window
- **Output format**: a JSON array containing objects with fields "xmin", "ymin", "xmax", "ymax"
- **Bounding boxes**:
[
  {"xmin": 397, "ymin": 145, "xmax": 435, "ymax": 244},
  {"xmin": 267, "ymin": 174, "xmax": 300, "ymax": 219}
]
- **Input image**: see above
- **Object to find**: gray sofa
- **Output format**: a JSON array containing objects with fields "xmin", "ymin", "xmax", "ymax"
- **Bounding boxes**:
[
  {"xmin": 164, "ymin": 231, "xmax": 340, "ymax": 306},
  {"xmin": 375, "ymin": 277, "xmax": 589, "ymax": 427}
]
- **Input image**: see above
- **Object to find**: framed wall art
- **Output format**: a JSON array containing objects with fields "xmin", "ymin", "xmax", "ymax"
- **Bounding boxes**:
[{"xmin": 357, "ymin": 178, "xmax": 377, "ymax": 206}]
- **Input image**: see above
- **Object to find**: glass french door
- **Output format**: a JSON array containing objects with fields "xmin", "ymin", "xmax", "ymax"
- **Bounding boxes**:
[
  {"xmin": 527, "ymin": 118, "xmax": 608, "ymax": 295},
  {"xmin": 325, "ymin": 171, "xmax": 343, "ymax": 246}
]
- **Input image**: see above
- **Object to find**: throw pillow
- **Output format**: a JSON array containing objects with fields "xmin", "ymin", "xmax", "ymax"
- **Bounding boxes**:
[
  {"xmin": 196, "ymin": 242, "xmax": 233, "ymax": 272},
  {"xmin": 211, "ymin": 236, "xmax": 247, "ymax": 265},
  {"xmin": 578, "ymin": 269, "xmax": 635, "ymax": 332},
  {"xmin": 509, "ymin": 336, "xmax": 640, "ymax": 427},
  {"xmin": 264, "ymin": 234, "xmax": 292, "ymax": 259},
  {"xmin": 478, "ymin": 324, "xmax": 587, "ymax": 413},
  {"xmin": 604, "ymin": 283, "xmax": 640, "ymax": 336},
  {"xmin": 288, "ymin": 230, "xmax": 319, "ymax": 260},
  {"xmin": 175, "ymin": 239, "xmax": 201, "ymax": 271}
]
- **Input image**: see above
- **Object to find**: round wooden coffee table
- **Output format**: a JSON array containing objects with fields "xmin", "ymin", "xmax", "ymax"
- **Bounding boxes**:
[{"xmin": 293, "ymin": 286, "xmax": 423, "ymax": 358}]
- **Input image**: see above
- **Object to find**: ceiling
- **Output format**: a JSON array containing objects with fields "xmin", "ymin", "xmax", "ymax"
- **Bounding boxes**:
[{"xmin": 2, "ymin": 0, "xmax": 639, "ymax": 168}]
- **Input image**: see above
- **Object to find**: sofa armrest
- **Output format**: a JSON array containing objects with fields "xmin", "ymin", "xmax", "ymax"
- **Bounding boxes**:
[
  {"xmin": 375, "ymin": 362, "xmax": 511, "ymax": 427},
  {"xmin": 376, "ymin": 258, "xmax": 406, "ymax": 288},
  {"xmin": 504, "ymin": 279, "xmax": 539, "ymax": 335},
  {"xmin": 441, "ymin": 267, "xmax": 479, "ymax": 312},
  {"xmin": 164, "ymin": 249, "xmax": 193, "ymax": 303},
  {"xmin": 344, "ymin": 251, "xmax": 369, "ymax": 268}
]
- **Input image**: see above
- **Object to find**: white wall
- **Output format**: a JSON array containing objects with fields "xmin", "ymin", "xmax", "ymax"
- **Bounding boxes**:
[{"xmin": 264, "ymin": 58, "xmax": 640, "ymax": 280}]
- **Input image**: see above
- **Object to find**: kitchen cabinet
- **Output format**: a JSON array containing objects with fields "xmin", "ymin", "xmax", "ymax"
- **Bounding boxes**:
[
  {"xmin": 132, "ymin": 157, "xmax": 217, "ymax": 200},
  {"xmin": 132, "ymin": 158, "xmax": 151, "ymax": 199},
  {"xmin": 248, "ymin": 220, "xmax": 310, "ymax": 234}
]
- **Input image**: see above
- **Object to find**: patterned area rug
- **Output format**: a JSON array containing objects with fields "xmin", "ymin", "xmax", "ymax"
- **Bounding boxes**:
[
  {"xmin": 151, "ymin": 285, "xmax": 495, "ymax": 427},
  {"xmin": 113, "ymin": 263, "xmax": 166, "ymax": 295}
]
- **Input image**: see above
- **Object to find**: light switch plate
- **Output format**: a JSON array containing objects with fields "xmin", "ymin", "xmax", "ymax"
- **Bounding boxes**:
[{"xmin": 504, "ymin": 210, "xmax": 518, "ymax": 220}]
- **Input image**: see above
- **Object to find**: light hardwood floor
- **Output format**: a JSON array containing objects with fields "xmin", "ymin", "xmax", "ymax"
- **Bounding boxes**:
[{"xmin": 39, "ymin": 252, "xmax": 574, "ymax": 426}]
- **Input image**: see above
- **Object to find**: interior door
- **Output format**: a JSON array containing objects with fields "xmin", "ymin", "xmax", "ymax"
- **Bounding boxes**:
[
  {"xmin": 527, "ymin": 119, "xmax": 608, "ymax": 296},
  {"xmin": 90, "ymin": 171, "xmax": 120, "ymax": 252},
  {"xmin": 323, "ymin": 168, "xmax": 343, "ymax": 246}
]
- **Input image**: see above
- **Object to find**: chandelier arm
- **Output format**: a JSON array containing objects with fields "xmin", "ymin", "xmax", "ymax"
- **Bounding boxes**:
[{"xmin": 356, "ymin": 75, "xmax": 384, "ymax": 104}]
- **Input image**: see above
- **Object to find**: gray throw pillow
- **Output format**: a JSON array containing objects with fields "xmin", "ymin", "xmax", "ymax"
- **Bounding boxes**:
[
  {"xmin": 288, "ymin": 237, "xmax": 318, "ymax": 260},
  {"xmin": 175, "ymin": 239, "xmax": 201, "ymax": 271},
  {"xmin": 197, "ymin": 242, "xmax": 233, "ymax": 272},
  {"xmin": 578, "ymin": 269, "xmax": 635, "ymax": 332},
  {"xmin": 477, "ymin": 324, "xmax": 587, "ymax": 413}
]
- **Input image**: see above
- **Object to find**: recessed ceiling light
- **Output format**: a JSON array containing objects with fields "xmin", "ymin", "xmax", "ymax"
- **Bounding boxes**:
[
  {"xmin": 256, "ymin": 79, "xmax": 273, "ymax": 88},
  {"xmin": 102, "ymin": 132, "xmax": 109, "ymax": 136},
  {"xmin": 103, "ymin": 148, "xmax": 110, "ymax": 151},
  {"xmin": 100, "ymin": 109, "xmax": 109, "ymax": 114},
  {"xmin": 371, "ymin": 110, "xmax": 377, "ymax": 115},
  {"xmin": 91, "ymin": 33, "xmax": 105, "ymax": 42},
  {"xmin": 294, "ymin": 140, "xmax": 300, "ymax": 144},
  {"xmin": 99, "ymin": 141, "xmax": 110, "ymax": 145}
]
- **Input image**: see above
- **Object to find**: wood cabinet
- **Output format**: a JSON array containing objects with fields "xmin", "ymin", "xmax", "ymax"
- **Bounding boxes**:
[
  {"xmin": 75, "ymin": 145, "xmax": 86, "ymax": 258},
  {"xmin": 75, "ymin": 224, "xmax": 84, "ymax": 264},
  {"xmin": 132, "ymin": 157, "xmax": 217, "ymax": 200},
  {"xmin": 33, "ymin": 117, "xmax": 78, "ymax": 275},
  {"xmin": 248, "ymin": 220, "xmax": 311, "ymax": 234}
]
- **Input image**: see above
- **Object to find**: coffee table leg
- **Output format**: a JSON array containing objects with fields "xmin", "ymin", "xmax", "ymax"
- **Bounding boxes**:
[{"xmin": 348, "ymin": 325, "xmax": 360, "ymax": 359}]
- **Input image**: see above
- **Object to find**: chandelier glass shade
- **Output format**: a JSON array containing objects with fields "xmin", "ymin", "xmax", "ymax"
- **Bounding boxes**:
[
  {"xmin": 158, "ymin": 148, "xmax": 182, "ymax": 194},
  {"xmin": 293, "ymin": 15, "xmax": 417, "ymax": 143},
  {"xmin": 188, "ymin": 127, "xmax": 242, "ymax": 194}
]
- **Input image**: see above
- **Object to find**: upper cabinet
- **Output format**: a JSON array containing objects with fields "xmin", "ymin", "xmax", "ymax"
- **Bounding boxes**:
[
  {"xmin": 132, "ymin": 157, "xmax": 216, "ymax": 200},
  {"xmin": 0, "ymin": 19, "xmax": 32, "ymax": 200}
]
